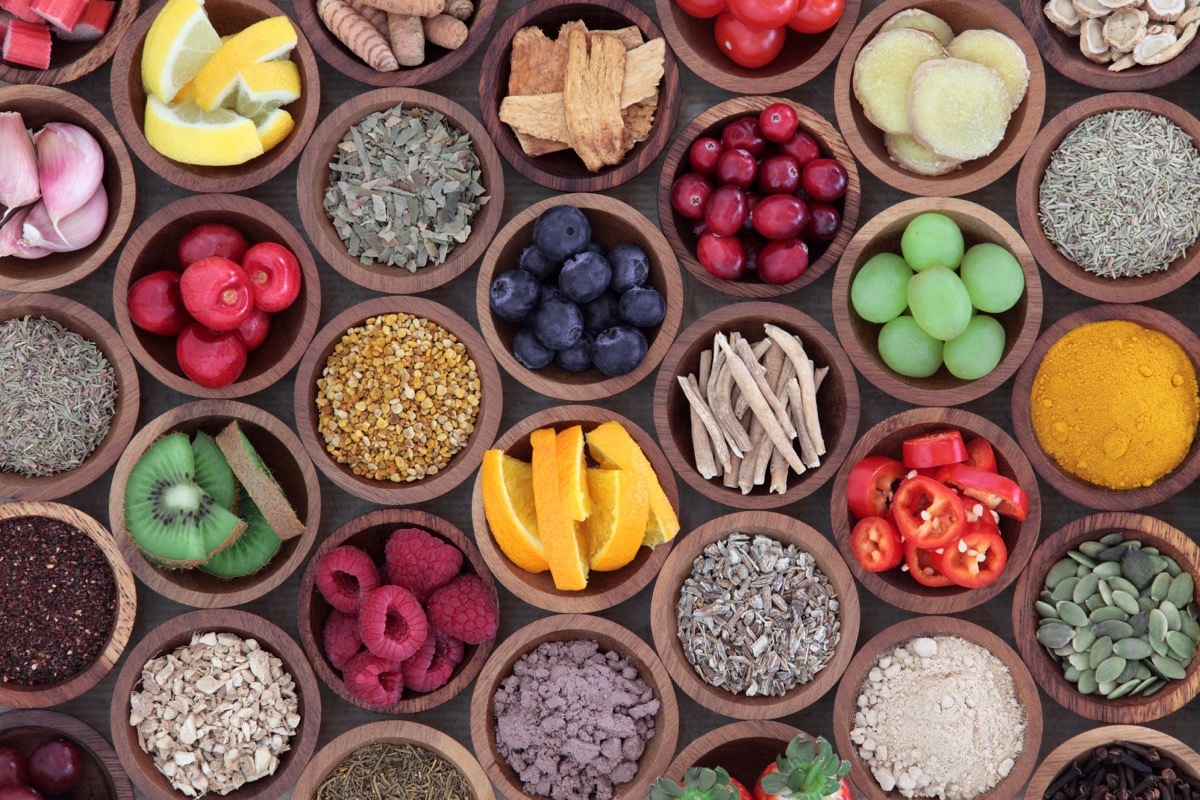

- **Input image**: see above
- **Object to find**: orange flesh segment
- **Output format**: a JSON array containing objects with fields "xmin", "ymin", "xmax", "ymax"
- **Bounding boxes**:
[
  {"xmin": 584, "ymin": 467, "xmax": 648, "ymax": 572},
  {"xmin": 481, "ymin": 449, "xmax": 548, "ymax": 573},
  {"xmin": 585, "ymin": 421, "xmax": 680, "ymax": 547},
  {"xmin": 531, "ymin": 427, "xmax": 589, "ymax": 591},
  {"xmin": 556, "ymin": 425, "xmax": 592, "ymax": 522}
]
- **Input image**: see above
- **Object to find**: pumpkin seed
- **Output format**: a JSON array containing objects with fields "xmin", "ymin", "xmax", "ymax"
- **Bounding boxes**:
[
  {"xmin": 1063, "ymin": 664, "xmax": 1081, "ymax": 682},
  {"xmin": 1148, "ymin": 555, "xmax": 1168, "ymax": 573},
  {"xmin": 1167, "ymin": 573, "xmax": 1194, "ymax": 608},
  {"xmin": 1073, "ymin": 573, "xmax": 1100, "ymax": 605},
  {"xmin": 1138, "ymin": 596, "xmax": 1158, "ymax": 612},
  {"xmin": 1161, "ymin": 601, "xmax": 1182, "ymax": 631},
  {"xmin": 1135, "ymin": 663, "xmax": 1151, "ymax": 680},
  {"xmin": 1040, "ymin": 590, "xmax": 1055, "ymax": 604},
  {"xmin": 1090, "ymin": 606, "xmax": 1128, "ymax": 623},
  {"xmin": 1122, "ymin": 548, "xmax": 1155, "ymax": 590},
  {"xmin": 1077, "ymin": 668, "xmax": 1098, "ymax": 694},
  {"xmin": 1115, "ymin": 658, "xmax": 1139, "ymax": 684},
  {"xmin": 1180, "ymin": 613, "xmax": 1200, "ymax": 641},
  {"xmin": 1053, "ymin": 577, "xmax": 1081, "ymax": 602},
  {"xmin": 1097, "ymin": 679, "xmax": 1117, "ymax": 695},
  {"xmin": 1086, "ymin": 594, "xmax": 1106, "ymax": 612},
  {"xmin": 1072, "ymin": 628, "xmax": 1097, "ymax": 652},
  {"xmin": 1092, "ymin": 562, "xmax": 1123, "ymax": 579},
  {"xmin": 1151, "ymin": 654, "xmax": 1187, "ymax": 680},
  {"xmin": 1098, "ymin": 580, "xmax": 1114, "ymax": 607},
  {"xmin": 1107, "ymin": 679, "xmax": 1141, "ymax": 699},
  {"xmin": 1067, "ymin": 651, "xmax": 1091, "ymax": 670},
  {"xmin": 1057, "ymin": 601, "xmax": 1090, "ymax": 627},
  {"xmin": 1133, "ymin": 675, "xmax": 1158, "ymax": 694},
  {"xmin": 1164, "ymin": 557, "xmax": 1183, "ymax": 577},
  {"xmin": 1036, "ymin": 601, "xmax": 1059, "ymax": 619},
  {"xmin": 1054, "ymin": 643, "xmax": 1077, "ymax": 657},
  {"xmin": 1095, "ymin": 655, "xmax": 1127, "ymax": 683},
  {"xmin": 1165, "ymin": 630, "xmax": 1196, "ymax": 661},
  {"xmin": 1068, "ymin": 550, "xmax": 1098, "ymax": 568},
  {"xmin": 1112, "ymin": 590, "xmax": 1141, "ymax": 615},
  {"xmin": 1092, "ymin": 619, "xmax": 1134, "ymax": 640},
  {"xmin": 1151, "ymin": 636, "xmax": 1169, "ymax": 657},
  {"xmin": 1129, "ymin": 610, "xmax": 1150, "ymax": 638},
  {"xmin": 1141, "ymin": 679, "xmax": 1166, "ymax": 696},
  {"xmin": 1099, "ymin": 532, "xmax": 1125, "ymax": 546},
  {"xmin": 1113, "ymin": 637, "xmax": 1152, "ymax": 660},
  {"xmin": 1046, "ymin": 559, "xmax": 1078, "ymax": 589},
  {"xmin": 1141, "ymin": 547, "xmax": 1160, "ymax": 556},
  {"xmin": 1089, "ymin": 636, "xmax": 1114, "ymax": 669},
  {"xmin": 1109, "ymin": 576, "xmax": 1140, "ymax": 597},
  {"xmin": 1079, "ymin": 541, "xmax": 1108, "ymax": 559},
  {"xmin": 1151, "ymin": 572, "xmax": 1173, "ymax": 602},
  {"xmin": 1038, "ymin": 622, "xmax": 1075, "ymax": 649},
  {"xmin": 1149, "ymin": 609, "xmax": 1169, "ymax": 643}
]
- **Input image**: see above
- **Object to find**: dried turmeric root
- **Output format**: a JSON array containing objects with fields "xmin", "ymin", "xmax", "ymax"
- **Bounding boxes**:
[
  {"xmin": 347, "ymin": 0, "xmax": 388, "ymax": 37},
  {"xmin": 388, "ymin": 13, "xmax": 424, "ymax": 65},
  {"xmin": 946, "ymin": 29, "xmax": 1030, "ymax": 109},
  {"xmin": 423, "ymin": 13, "xmax": 467, "ymax": 49},
  {"xmin": 444, "ymin": 0, "xmax": 472, "ymax": 20},
  {"xmin": 357, "ymin": 0, "xmax": 443, "ymax": 16},
  {"xmin": 852, "ymin": 28, "xmax": 945, "ymax": 135},
  {"xmin": 908, "ymin": 58, "xmax": 1012, "ymax": 160},
  {"xmin": 318, "ymin": 0, "xmax": 399, "ymax": 71}
]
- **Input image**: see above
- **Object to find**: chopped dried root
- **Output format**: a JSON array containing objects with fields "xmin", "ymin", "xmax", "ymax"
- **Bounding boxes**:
[
  {"xmin": 853, "ymin": 28, "xmax": 945, "ymax": 135},
  {"xmin": 946, "ymin": 29, "xmax": 1030, "ymax": 109},
  {"xmin": 907, "ymin": 58, "xmax": 1012, "ymax": 161}
]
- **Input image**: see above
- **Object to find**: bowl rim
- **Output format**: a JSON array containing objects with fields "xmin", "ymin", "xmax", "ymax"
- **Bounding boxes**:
[
  {"xmin": 832, "ymin": 0, "xmax": 1047, "ymax": 197},
  {"xmin": 111, "ymin": 192, "xmax": 322, "ymax": 398},
  {"xmin": 290, "ymin": 719, "xmax": 497, "ymax": 800},
  {"xmin": 650, "ymin": 510, "xmax": 861, "ymax": 719},
  {"xmin": 468, "ymin": 613, "xmax": 680, "ymax": 800},
  {"xmin": 1010, "ymin": 511, "xmax": 1200, "ymax": 724},
  {"xmin": 475, "ymin": 192, "xmax": 684, "ymax": 401},
  {"xmin": 652, "ymin": 301, "xmax": 862, "ymax": 510},
  {"xmin": 831, "ymin": 195, "xmax": 1044, "ymax": 406},
  {"xmin": 470, "ymin": 404, "xmax": 678, "ymax": 613},
  {"xmin": 663, "ymin": 720, "xmax": 807, "ymax": 783},
  {"xmin": 656, "ymin": 96, "xmax": 862, "ymax": 299},
  {"xmin": 295, "ymin": 86, "xmax": 506, "ymax": 294},
  {"xmin": 1010, "ymin": 303, "xmax": 1200, "ymax": 510},
  {"xmin": 293, "ymin": 294, "xmax": 503, "ymax": 505},
  {"xmin": 105, "ymin": 399, "xmax": 322, "ymax": 608},
  {"xmin": 0, "ymin": 501, "xmax": 137, "ymax": 709},
  {"xmin": 0, "ymin": 709, "xmax": 135, "ymax": 800},
  {"xmin": 828, "ymin": 406, "xmax": 1043, "ymax": 614},
  {"xmin": 1014, "ymin": 92, "xmax": 1200, "ymax": 303},
  {"xmin": 294, "ymin": 507, "xmax": 499, "ymax": 715},
  {"xmin": 475, "ymin": 0, "xmax": 683, "ymax": 193},
  {"xmin": 0, "ymin": 0, "xmax": 141, "ymax": 85},
  {"xmin": 0, "ymin": 292, "xmax": 140, "ymax": 501},
  {"xmin": 109, "ymin": 608, "xmax": 322, "ymax": 800}
]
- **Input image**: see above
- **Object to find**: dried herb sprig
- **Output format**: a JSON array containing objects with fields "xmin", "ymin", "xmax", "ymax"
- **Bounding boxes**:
[{"xmin": 316, "ymin": 742, "xmax": 474, "ymax": 800}]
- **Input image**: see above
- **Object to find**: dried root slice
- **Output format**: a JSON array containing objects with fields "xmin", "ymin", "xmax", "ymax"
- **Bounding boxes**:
[
  {"xmin": 1045, "ymin": 0, "xmax": 1082, "ymax": 35},
  {"xmin": 885, "ymin": 132, "xmax": 963, "ymax": 176},
  {"xmin": 853, "ymin": 28, "xmax": 946, "ymax": 135},
  {"xmin": 879, "ymin": 8, "xmax": 954, "ymax": 45},
  {"xmin": 1134, "ymin": 18, "xmax": 1197, "ymax": 61},
  {"xmin": 1073, "ymin": 0, "xmax": 1111, "ymax": 19},
  {"xmin": 1104, "ymin": 7, "xmax": 1149, "ymax": 52},
  {"xmin": 947, "ymin": 29, "xmax": 1030, "ymax": 109},
  {"xmin": 1148, "ymin": 0, "xmax": 1186, "ymax": 21},
  {"xmin": 1081, "ymin": 17, "xmax": 1113, "ymax": 61},
  {"xmin": 908, "ymin": 58, "xmax": 1012, "ymax": 161}
]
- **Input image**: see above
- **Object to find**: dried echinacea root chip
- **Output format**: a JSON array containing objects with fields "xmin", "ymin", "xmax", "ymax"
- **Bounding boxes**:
[
  {"xmin": 852, "ymin": 28, "xmax": 946, "ymax": 135},
  {"xmin": 908, "ymin": 58, "xmax": 1012, "ymax": 161}
]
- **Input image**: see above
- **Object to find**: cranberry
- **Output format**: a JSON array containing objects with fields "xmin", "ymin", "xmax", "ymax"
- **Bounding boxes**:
[
  {"xmin": 688, "ymin": 137, "xmax": 723, "ymax": 175},
  {"xmin": 241, "ymin": 242, "xmax": 302, "ymax": 313},
  {"xmin": 236, "ymin": 307, "xmax": 271, "ymax": 351},
  {"xmin": 0, "ymin": 748, "xmax": 28, "ymax": 789},
  {"xmin": 759, "ymin": 102, "xmax": 799, "ymax": 143},
  {"xmin": 177, "ymin": 222, "xmax": 249, "ymax": 269},
  {"xmin": 671, "ymin": 173, "xmax": 714, "ymax": 220},
  {"xmin": 801, "ymin": 158, "xmax": 849, "ymax": 203},
  {"xmin": 756, "ymin": 154, "xmax": 801, "ymax": 195},
  {"xmin": 692, "ymin": 219, "xmax": 710, "ymax": 237},
  {"xmin": 704, "ymin": 185, "xmax": 749, "ymax": 237},
  {"xmin": 743, "ymin": 232, "xmax": 766, "ymax": 273},
  {"xmin": 751, "ymin": 194, "xmax": 810, "ymax": 240},
  {"xmin": 0, "ymin": 787, "xmax": 41, "ymax": 800},
  {"xmin": 28, "ymin": 739, "xmax": 81, "ymax": 796},
  {"xmin": 715, "ymin": 148, "xmax": 757, "ymax": 190},
  {"xmin": 176, "ymin": 323, "xmax": 248, "ymax": 389},
  {"xmin": 757, "ymin": 238, "xmax": 809, "ymax": 285},
  {"xmin": 742, "ymin": 192, "xmax": 762, "ymax": 232},
  {"xmin": 804, "ymin": 201, "xmax": 841, "ymax": 243},
  {"xmin": 696, "ymin": 232, "xmax": 746, "ymax": 281},
  {"xmin": 179, "ymin": 257, "xmax": 254, "ymax": 331},
  {"xmin": 720, "ymin": 117, "xmax": 767, "ymax": 157},
  {"xmin": 126, "ymin": 270, "xmax": 190, "ymax": 337},
  {"xmin": 778, "ymin": 130, "xmax": 821, "ymax": 168}
]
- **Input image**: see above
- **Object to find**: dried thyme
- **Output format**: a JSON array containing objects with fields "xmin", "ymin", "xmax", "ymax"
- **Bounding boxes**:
[
  {"xmin": 1038, "ymin": 109, "xmax": 1200, "ymax": 279},
  {"xmin": 0, "ymin": 315, "xmax": 117, "ymax": 477},
  {"xmin": 316, "ymin": 742, "xmax": 473, "ymax": 800},
  {"xmin": 324, "ymin": 103, "xmax": 489, "ymax": 272}
]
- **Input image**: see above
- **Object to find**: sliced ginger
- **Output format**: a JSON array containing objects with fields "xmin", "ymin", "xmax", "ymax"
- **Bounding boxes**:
[
  {"xmin": 908, "ymin": 58, "xmax": 1012, "ymax": 161},
  {"xmin": 853, "ymin": 28, "xmax": 946, "ymax": 135},
  {"xmin": 885, "ymin": 132, "xmax": 962, "ymax": 176},
  {"xmin": 880, "ymin": 8, "xmax": 954, "ymax": 46},
  {"xmin": 947, "ymin": 29, "xmax": 1030, "ymax": 109}
]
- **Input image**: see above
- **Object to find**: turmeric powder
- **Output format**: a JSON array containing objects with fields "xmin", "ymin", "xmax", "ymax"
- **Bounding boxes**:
[{"xmin": 1030, "ymin": 320, "xmax": 1198, "ymax": 490}]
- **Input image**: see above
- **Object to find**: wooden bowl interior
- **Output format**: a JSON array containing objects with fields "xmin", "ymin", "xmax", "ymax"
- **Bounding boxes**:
[
  {"xmin": 685, "ymin": 735, "xmax": 789, "ymax": 789},
  {"xmin": 1025, "ymin": 725, "xmax": 1200, "ymax": 800},
  {"xmin": 0, "ymin": 726, "xmax": 119, "ymax": 800}
]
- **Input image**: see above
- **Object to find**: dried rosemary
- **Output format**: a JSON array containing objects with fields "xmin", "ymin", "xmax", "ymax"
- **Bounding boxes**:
[
  {"xmin": 316, "ymin": 742, "xmax": 474, "ymax": 800},
  {"xmin": 324, "ymin": 103, "xmax": 489, "ymax": 272},
  {"xmin": 0, "ymin": 316, "xmax": 117, "ymax": 477},
  {"xmin": 1038, "ymin": 109, "xmax": 1200, "ymax": 279}
]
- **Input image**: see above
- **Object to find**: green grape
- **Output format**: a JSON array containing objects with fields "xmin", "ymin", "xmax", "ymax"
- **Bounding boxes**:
[
  {"xmin": 907, "ymin": 265, "xmax": 973, "ymax": 341},
  {"xmin": 960, "ymin": 243, "xmax": 1024, "ymax": 313},
  {"xmin": 901, "ymin": 213, "xmax": 965, "ymax": 272},
  {"xmin": 878, "ymin": 315, "xmax": 944, "ymax": 378},
  {"xmin": 851, "ymin": 253, "xmax": 913, "ymax": 323},
  {"xmin": 943, "ymin": 315, "xmax": 1006, "ymax": 380}
]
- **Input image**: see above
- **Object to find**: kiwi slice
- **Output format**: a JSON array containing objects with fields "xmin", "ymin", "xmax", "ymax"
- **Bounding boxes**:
[
  {"xmin": 216, "ymin": 422, "xmax": 305, "ymax": 540},
  {"xmin": 200, "ymin": 489, "xmax": 282, "ymax": 579},
  {"xmin": 191, "ymin": 431, "xmax": 236, "ymax": 511},
  {"xmin": 124, "ymin": 433, "xmax": 247, "ymax": 568}
]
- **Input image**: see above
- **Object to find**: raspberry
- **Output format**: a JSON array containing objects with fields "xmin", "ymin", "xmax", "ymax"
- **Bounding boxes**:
[
  {"xmin": 385, "ymin": 527, "xmax": 463, "ymax": 604},
  {"xmin": 322, "ymin": 610, "xmax": 363, "ymax": 671},
  {"xmin": 426, "ymin": 573, "xmax": 499, "ymax": 645},
  {"xmin": 316, "ymin": 546, "xmax": 381, "ymax": 614},
  {"xmin": 357, "ymin": 584, "xmax": 428, "ymax": 662},
  {"xmin": 342, "ymin": 650, "xmax": 403, "ymax": 706},
  {"xmin": 402, "ymin": 629, "xmax": 466, "ymax": 693}
]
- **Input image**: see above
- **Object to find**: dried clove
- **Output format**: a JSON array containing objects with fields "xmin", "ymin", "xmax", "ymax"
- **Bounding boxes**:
[{"xmin": 1045, "ymin": 743, "xmax": 1200, "ymax": 800}]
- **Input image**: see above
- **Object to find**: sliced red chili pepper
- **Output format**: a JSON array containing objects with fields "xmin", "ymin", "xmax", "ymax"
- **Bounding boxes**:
[
  {"xmin": 930, "ymin": 522, "xmax": 1008, "ymax": 589},
  {"xmin": 891, "ymin": 475, "xmax": 966, "ymax": 550},
  {"xmin": 964, "ymin": 438, "xmax": 998, "ymax": 473},
  {"xmin": 904, "ymin": 539, "xmax": 954, "ymax": 588},
  {"xmin": 901, "ymin": 429, "xmax": 967, "ymax": 469},
  {"xmin": 846, "ymin": 455, "xmax": 907, "ymax": 520},
  {"xmin": 850, "ymin": 516, "xmax": 904, "ymax": 573},
  {"xmin": 935, "ymin": 462, "xmax": 1029, "ymax": 521}
]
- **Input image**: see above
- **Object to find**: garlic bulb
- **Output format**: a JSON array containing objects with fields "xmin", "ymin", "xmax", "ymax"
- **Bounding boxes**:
[{"xmin": 33, "ymin": 122, "xmax": 104, "ymax": 228}]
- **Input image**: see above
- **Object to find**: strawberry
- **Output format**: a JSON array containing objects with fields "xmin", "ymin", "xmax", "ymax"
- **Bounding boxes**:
[
  {"xmin": 753, "ymin": 736, "xmax": 851, "ymax": 800},
  {"xmin": 649, "ymin": 767, "xmax": 743, "ymax": 800}
]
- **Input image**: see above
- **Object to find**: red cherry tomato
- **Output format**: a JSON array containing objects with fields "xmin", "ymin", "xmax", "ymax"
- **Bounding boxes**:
[
  {"xmin": 778, "ymin": 130, "xmax": 821, "ymax": 168},
  {"xmin": 0, "ymin": 747, "xmax": 28, "ymax": 789},
  {"xmin": 705, "ymin": 185, "xmax": 749, "ymax": 237},
  {"xmin": 720, "ymin": 117, "xmax": 767, "ymax": 157},
  {"xmin": 236, "ymin": 307, "xmax": 272, "ymax": 351},
  {"xmin": 177, "ymin": 222, "xmax": 249, "ymax": 269},
  {"xmin": 689, "ymin": 137, "xmax": 724, "ymax": 175},
  {"xmin": 756, "ymin": 238, "xmax": 808, "ymax": 284},
  {"xmin": 902, "ymin": 429, "xmax": 967, "ymax": 469},
  {"xmin": 964, "ymin": 438, "xmax": 998, "ymax": 473},
  {"xmin": 716, "ymin": 148, "xmax": 758, "ymax": 190},
  {"xmin": 801, "ymin": 158, "xmax": 849, "ymax": 202},
  {"xmin": 127, "ymin": 270, "xmax": 190, "ymax": 336},
  {"xmin": 697, "ymin": 232, "xmax": 746, "ymax": 280},
  {"xmin": 759, "ymin": 102, "xmax": 799, "ymax": 142},
  {"xmin": 904, "ymin": 539, "xmax": 955, "ymax": 588},
  {"xmin": 751, "ymin": 194, "xmax": 809, "ymax": 240},
  {"xmin": 787, "ymin": 0, "xmax": 844, "ymax": 33},
  {"xmin": 935, "ymin": 463, "xmax": 1030, "ymax": 521},
  {"xmin": 672, "ymin": 173, "xmax": 714, "ymax": 220},
  {"xmin": 714, "ymin": 12, "xmax": 786, "ymax": 69},
  {"xmin": 851, "ymin": 516, "xmax": 904, "ymax": 573},
  {"xmin": 29, "ymin": 739, "xmax": 81, "ymax": 796},
  {"xmin": 892, "ymin": 475, "xmax": 966, "ymax": 550},
  {"xmin": 804, "ymin": 201, "xmax": 841, "ymax": 242},
  {"xmin": 675, "ymin": 0, "xmax": 728, "ymax": 18},
  {"xmin": 931, "ymin": 521, "xmax": 1008, "ymax": 589},
  {"xmin": 846, "ymin": 455, "xmax": 907, "ymax": 519},
  {"xmin": 756, "ymin": 154, "xmax": 801, "ymax": 195},
  {"xmin": 241, "ymin": 242, "xmax": 302, "ymax": 313},
  {"xmin": 176, "ymin": 323, "xmax": 248, "ymax": 389},
  {"xmin": 180, "ymin": 257, "xmax": 254, "ymax": 331},
  {"xmin": 728, "ymin": 0, "xmax": 799, "ymax": 30}
]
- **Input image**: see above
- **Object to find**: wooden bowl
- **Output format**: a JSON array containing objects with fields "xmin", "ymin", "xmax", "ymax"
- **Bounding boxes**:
[
  {"xmin": 664, "ymin": 721, "xmax": 805, "ymax": 785},
  {"xmin": 296, "ymin": 87, "xmax": 505, "ymax": 294},
  {"xmin": 829, "ymin": 407, "xmax": 1042, "ymax": 615},
  {"xmin": 469, "ymin": 614, "xmax": 679, "ymax": 800},
  {"xmin": 1011, "ymin": 304, "xmax": 1200, "ymax": 511},
  {"xmin": 471, "ymin": 405, "xmax": 678, "ymax": 613},
  {"xmin": 650, "ymin": 511, "xmax": 860, "ymax": 719},
  {"xmin": 112, "ymin": 194, "xmax": 321, "ymax": 398},
  {"xmin": 291, "ymin": 720, "xmax": 495, "ymax": 800},
  {"xmin": 0, "ymin": 710, "xmax": 133, "ymax": 800},
  {"xmin": 654, "ymin": 0, "xmax": 860, "ymax": 94},
  {"xmin": 294, "ymin": 295, "xmax": 503, "ymax": 505},
  {"xmin": 833, "ymin": 0, "xmax": 1046, "ymax": 196},
  {"xmin": 0, "ymin": 86, "xmax": 136, "ymax": 293},
  {"xmin": 109, "ymin": 609, "xmax": 320, "ymax": 800},
  {"xmin": 476, "ymin": 193, "xmax": 683, "ymax": 401},
  {"xmin": 476, "ymin": 0, "xmax": 682, "ymax": 193},
  {"xmin": 106, "ymin": 401, "xmax": 321, "ymax": 609},
  {"xmin": 0, "ymin": 501, "xmax": 137, "ymax": 709},
  {"xmin": 295, "ymin": 508, "xmax": 499, "ymax": 715},
  {"xmin": 0, "ymin": 293, "xmax": 139, "ymax": 501},
  {"xmin": 1015, "ymin": 93, "xmax": 1200, "ymax": 303},
  {"xmin": 0, "ymin": 0, "xmax": 139, "ymax": 85},
  {"xmin": 832, "ymin": 196, "xmax": 1043, "ymax": 406},
  {"xmin": 292, "ymin": 0, "xmax": 497, "ymax": 88},
  {"xmin": 831, "ymin": 616, "xmax": 1044, "ymax": 800},
  {"xmin": 653, "ymin": 302, "xmax": 860, "ymax": 510},
  {"xmin": 1025, "ymin": 725, "xmax": 1200, "ymax": 800},
  {"xmin": 658, "ymin": 96, "xmax": 861, "ymax": 299},
  {"xmin": 109, "ymin": 0, "xmax": 320, "ymax": 193},
  {"xmin": 1012, "ymin": 512, "xmax": 1200, "ymax": 724}
]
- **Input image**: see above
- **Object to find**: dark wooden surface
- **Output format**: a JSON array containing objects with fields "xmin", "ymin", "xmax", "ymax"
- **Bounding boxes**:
[
  {"xmin": 2, "ymin": 0, "xmax": 1199, "ymax": 796},
  {"xmin": 663, "ymin": 719, "xmax": 803, "ymax": 785}
]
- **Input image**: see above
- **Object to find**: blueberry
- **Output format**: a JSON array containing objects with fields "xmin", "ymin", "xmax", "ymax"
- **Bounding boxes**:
[
  {"xmin": 518, "ymin": 245, "xmax": 559, "ymax": 281},
  {"xmin": 582, "ymin": 293, "xmax": 620, "ymax": 334},
  {"xmin": 591, "ymin": 326, "xmax": 648, "ymax": 377},
  {"xmin": 489, "ymin": 269, "xmax": 541, "ymax": 323},
  {"xmin": 540, "ymin": 281, "xmax": 566, "ymax": 304},
  {"xmin": 533, "ymin": 205, "xmax": 591, "ymax": 262},
  {"xmin": 583, "ymin": 240, "xmax": 608, "ymax": 257},
  {"xmin": 558, "ymin": 251, "xmax": 612, "ymax": 304},
  {"xmin": 555, "ymin": 333, "xmax": 593, "ymax": 373},
  {"xmin": 607, "ymin": 243, "xmax": 650, "ymax": 293},
  {"xmin": 618, "ymin": 286, "xmax": 666, "ymax": 328},
  {"xmin": 513, "ymin": 328, "xmax": 554, "ymax": 369},
  {"xmin": 533, "ymin": 296, "xmax": 584, "ymax": 350}
]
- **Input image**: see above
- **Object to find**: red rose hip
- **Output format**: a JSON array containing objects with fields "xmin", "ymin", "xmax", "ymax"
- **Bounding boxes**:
[
  {"xmin": 688, "ymin": 137, "xmax": 723, "ymax": 175},
  {"xmin": 704, "ymin": 185, "xmax": 749, "ymax": 237},
  {"xmin": 759, "ymin": 102, "xmax": 799, "ymax": 142},
  {"xmin": 697, "ymin": 232, "xmax": 746, "ymax": 281},
  {"xmin": 671, "ymin": 173, "xmax": 714, "ymax": 220},
  {"xmin": 241, "ymin": 242, "xmax": 302, "ymax": 313},
  {"xmin": 180, "ymin": 257, "xmax": 254, "ymax": 331},
  {"xmin": 751, "ymin": 194, "xmax": 809, "ymax": 240},
  {"xmin": 716, "ymin": 148, "xmax": 758, "ymax": 190},
  {"xmin": 176, "ymin": 323, "xmax": 248, "ymax": 389},
  {"xmin": 28, "ymin": 739, "xmax": 82, "ymax": 795},
  {"xmin": 757, "ymin": 238, "xmax": 809, "ymax": 285},
  {"xmin": 801, "ymin": 158, "xmax": 849, "ymax": 203},
  {"xmin": 126, "ymin": 270, "xmax": 190, "ymax": 336},
  {"xmin": 177, "ymin": 222, "xmax": 249, "ymax": 268}
]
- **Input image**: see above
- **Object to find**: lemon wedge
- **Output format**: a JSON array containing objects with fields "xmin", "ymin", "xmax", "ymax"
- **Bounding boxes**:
[
  {"xmin": 141, "ymin": 0, "xmax": 221, "ymax": 104},
  {"xmin": 144, "ymin": 96, "xmax": 263, "ymax": 166},
  {"xmin": 253, "ymin": 107, "xmax": 294, "ymax": 152},
  {"xmin": 234, "ymin": 60, "xmax": 300, "ymax": 119},
  {"xmin": 191, "ymin": 16, "xmax": 298, "ymax": 112}
]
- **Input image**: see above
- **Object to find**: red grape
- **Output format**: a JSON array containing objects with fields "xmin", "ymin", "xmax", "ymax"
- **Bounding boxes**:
[
  {"xmin": 29, "ymin": 739, "xmax": 82, "ymax": 795},
  {"xmin": 0, "ymin": 748, "xmax": 28, "ymax": 789}
]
